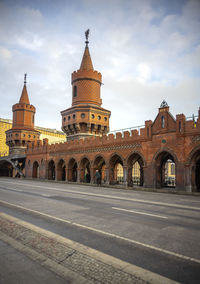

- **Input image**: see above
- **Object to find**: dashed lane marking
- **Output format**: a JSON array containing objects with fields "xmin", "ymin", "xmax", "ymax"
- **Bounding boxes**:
[
  {"xmin": 0, "ymin": 199, "xmax": 200, "ymax": 265},
  {"xmin": 112, "ymin": 207, "xmax": 168, "ymax": 219}
]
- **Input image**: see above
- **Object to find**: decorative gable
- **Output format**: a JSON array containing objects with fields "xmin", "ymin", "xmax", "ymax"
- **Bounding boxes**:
[{"xmin": 152, "ymin": 101, "xmax": 176, "ymax": 134}]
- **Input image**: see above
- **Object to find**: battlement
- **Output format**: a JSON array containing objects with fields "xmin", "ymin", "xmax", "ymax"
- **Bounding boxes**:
[
  {"xmin": 12, "ymin": 103, "xmax": 36, "ymax": 112},
  {"xmin": 72, "ymin": 69, "xmax": 102, "ymax": 83},
  {"xmin": 27, "ymin": 108, "xmax": 200, "ymax": 156}
]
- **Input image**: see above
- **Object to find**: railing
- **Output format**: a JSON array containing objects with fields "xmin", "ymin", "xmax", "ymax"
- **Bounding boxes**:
[{"xmin": 109, "ymin": 125, "xmax": 145, "ymax": 137}]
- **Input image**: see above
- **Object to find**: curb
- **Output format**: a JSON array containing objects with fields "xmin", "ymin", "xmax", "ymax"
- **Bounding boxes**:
[{"xmin": 0, "ymin": 213, "xmax": 179, "ymax": 284}]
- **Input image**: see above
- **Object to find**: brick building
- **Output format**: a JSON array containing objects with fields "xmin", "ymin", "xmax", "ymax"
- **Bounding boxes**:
[{"xmin": 1, "ymin": 32, "xmax": 200, "ymax": 192}]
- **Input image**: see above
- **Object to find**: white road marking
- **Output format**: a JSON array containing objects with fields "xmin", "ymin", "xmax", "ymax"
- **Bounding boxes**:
[
  {"xmin": 180, "ymin": 199, "xmax": 200, "ymax": 203},
  {"xmin": 0, "ymin": 199, "xmax": 200, "ymax": 265},
  {"xmin": 112, "ymin": 207, "xmax": 168, "ymax": 219},
  {"xmin": 1, "ymin": 180, "xmax": 200, "ymax": 211}
]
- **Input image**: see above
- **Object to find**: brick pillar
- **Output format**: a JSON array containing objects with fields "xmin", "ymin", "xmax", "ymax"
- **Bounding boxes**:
[
  {"xmin": 176, "ymin": 162, "xmax": 185, "ymax": 191},
  {"xmin": 77, "ymin": 168, "xmax": 81, "ymax": 183},
  {"xmin": 90, "ymin": 167, "xmax": 95, "ymax": 184},
  {"xmin": 123, "ymin": 166, "xmax": 128, "ymax": 186},
  {"xmin": 105, "ymin": 167, "xmax": 110, "ymax": 185}
]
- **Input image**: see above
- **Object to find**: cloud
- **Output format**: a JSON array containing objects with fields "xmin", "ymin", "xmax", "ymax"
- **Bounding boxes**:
[{"xmin": 0, "ymin": 0, "xmax": 199, "ymax": 132}]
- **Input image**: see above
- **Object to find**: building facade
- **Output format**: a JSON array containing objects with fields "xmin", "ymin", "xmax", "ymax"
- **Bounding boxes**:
[{"xmin": 1, "ymin": 33, "xmax": 200, "ymax": 192}]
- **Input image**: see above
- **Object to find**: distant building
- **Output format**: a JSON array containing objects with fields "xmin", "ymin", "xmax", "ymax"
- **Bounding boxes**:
[{"xmin": 0, "ymin": 118, "xmax": 66, "ymax": 157}]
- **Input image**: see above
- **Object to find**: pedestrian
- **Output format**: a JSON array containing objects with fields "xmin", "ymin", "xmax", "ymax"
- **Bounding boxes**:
[{"xmin": 95, "ymin": 170, "xmax": 101, "ymax": 186}]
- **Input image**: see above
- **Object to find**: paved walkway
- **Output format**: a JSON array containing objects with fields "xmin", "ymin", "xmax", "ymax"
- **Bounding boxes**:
[{"xmin": 0, "ymin": 213, "xmax": 179, "ymax": 284}]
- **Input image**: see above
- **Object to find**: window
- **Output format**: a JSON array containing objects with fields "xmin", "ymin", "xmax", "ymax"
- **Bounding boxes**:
[
  {"xmin": 81, "ymin": 113, "xmax": 85, "ymax": 118},
  {"xmin": 73, "ymin": 86, "xmax": 77, "ymax": 97},
  {"xmin": 63, "ymin": 117, "xmax": 66, "ymax": 122},
  {"xmin": 68, "ymin": 116, "xmax": 71, "ymax": 121},
  {"xmin": 179, "ymin": 121, "xmax": 181, "ymax": 132},
  {"xmin": 98, "ymin": 115, "xmax": 101, "ymax": 120},
  {"xmin": 32, "ymin": 115, "xmax": 34, "ymax": 124},
  {"xmin": 91, "ymin": 114, "xmax": 95, "ymax": 119},
  {"xmin": 161, "ymin": 116, "xmax": 165, "ymax": 128},
  {"xmin": 147, "ymin": 127, "xmax": 149, "ymax": 137},
  {"xmin": 104, "ymin": 117, "xmax": 107, "ymax": 121},
  {"xmin": 73, "ymin": 114, "xmax": 76, "ymax": 119}
]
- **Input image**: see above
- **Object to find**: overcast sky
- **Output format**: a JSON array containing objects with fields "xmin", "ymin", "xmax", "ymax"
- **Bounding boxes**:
[{"xmin": 0, "ymin": 0, "xmax": 200, "ymax": 131}]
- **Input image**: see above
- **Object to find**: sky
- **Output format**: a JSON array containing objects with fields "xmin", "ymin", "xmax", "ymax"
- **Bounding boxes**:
[{"xmin": 0, "ymin": 0, "xmax": 200, "ymax": 132}]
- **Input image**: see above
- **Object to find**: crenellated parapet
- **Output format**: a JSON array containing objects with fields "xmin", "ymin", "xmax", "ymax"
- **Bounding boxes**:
[{"xmin": 72, "ymin": 69, "xmax": 102, "ymax": 85}]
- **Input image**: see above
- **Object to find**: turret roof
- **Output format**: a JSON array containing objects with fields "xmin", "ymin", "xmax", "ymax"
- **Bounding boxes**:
[
  {"xmin": 19, "ymin": 74, "xmax": 30, "ymax": 105},
  {"xmin": 80, "ymin": 45, "xmax": 94, "ymax": 71}
]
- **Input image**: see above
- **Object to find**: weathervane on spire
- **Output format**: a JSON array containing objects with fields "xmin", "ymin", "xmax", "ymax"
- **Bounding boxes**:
[
  {"xmin": 85, "ymin": 29, "xmax": 90, "ymax": 46},
  {"xmin": 24, "ymin": 73, "xmax": 27, "ymax": 85}
]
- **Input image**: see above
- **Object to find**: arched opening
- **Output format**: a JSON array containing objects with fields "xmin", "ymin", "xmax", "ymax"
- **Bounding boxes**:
[
  {"xmin": 80, "ymin": 157, "xmax": 91, "ymax": 183},
  {"xmin": 127, "ymin": 153, "xmax": 144, "ymax": 187},
  {"xmin": 57, "ymin": 159, "xmax": 66, "ymax": 181},
  {"xmin": 196, "ymin": 159, "xmax": 200, "ymax": 191},
  {"xmin": 68, "ymin": 158, "xmax": 78, "ymax": 182},
  {"xmin": 109, "ymin": 154, "xmax": 123, "ymax": 185},
  {"xmin": 190, "ymin": 149, "xmax": 200, "ymax": 192},
  {"xmin": 32, "ymin": 161, "xmax": 39, "ymax": 178},
  {"xmin": 48, "ymin": 160, "xmax": 55, "ymax": 180},
  {"xmin": 155, "ymin": 151, "xmax": 176, "ymax": 188},
  {"xmin": 0, "ymin": 161, "xmax": 13, "ymax": 177},
  {"xmin": 93, "ymin": 156, "xmax": 106, "ymax": 184}
]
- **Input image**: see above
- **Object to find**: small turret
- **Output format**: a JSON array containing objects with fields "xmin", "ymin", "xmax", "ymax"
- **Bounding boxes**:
[{"xmin": 6, "ymin": 74, "xmax": 40, "ymax": 155}]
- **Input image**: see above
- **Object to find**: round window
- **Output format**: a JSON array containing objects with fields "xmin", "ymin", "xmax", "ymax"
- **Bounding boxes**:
[
  {"xmin": 98, "ymin": 115, "xmax": 101, "ymax": 120},
  {"xmin": 81, "ymin": 113, "xmax": 85, "ymax": 118},
  {"xmin": 63, "ymin": 117, "xmax": 66, "ymax": 122},
  {"xmin": 73, "ymin": 114, "xmax": 76, "ymax": 119},
  {"xmin": 104, "ymin": 117, "xmax": 107, "ymax": 121},
  {"xmin": 91, "ymin": 114, "xmax": 95, "ymax": 119}
]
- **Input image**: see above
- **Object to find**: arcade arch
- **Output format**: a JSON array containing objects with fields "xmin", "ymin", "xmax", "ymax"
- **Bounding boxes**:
[
  {"xmin": 154, "ymin": 151, "xmax": 176, "ymax": 188},
  {"xmin": 48, "ymin": 160, "xmax": 55, "ymax": 180},
  {"xmin": 68, "ymin": 158, "xmax": 78, "ymax": 182},
  {"xmin": 0, "ymin": 161, "xmax": 13, "ymax": 177},
  {"xmin": 189, "ymin": 148, "xmax": 200, "ymax": 192},
  {"xmin": 57, "ymin": 159, "xmax": 66, "ymax": 181},
  {"xmin": 79, "ymin": 157, "xmax": 91, "ymax": 183},
  {"xmin": 32, "ymin": 161, "xmax": 39, "ymax": 178},
  {"xmin": 127, "ymin": 153, "xmax": 144, "ymax": 187},
  {"xmin": 109, "ymin": 154, "xmax": 124, "ymax": 184},
  {"xmin": 93, "ymin": 155, "xmax": 106, "ymax": 183}
]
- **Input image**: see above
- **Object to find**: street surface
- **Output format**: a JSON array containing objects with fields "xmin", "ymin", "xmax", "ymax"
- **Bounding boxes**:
[{"xmin": 0, "ymin": 177, "xmax": 200, "ymax": 283}]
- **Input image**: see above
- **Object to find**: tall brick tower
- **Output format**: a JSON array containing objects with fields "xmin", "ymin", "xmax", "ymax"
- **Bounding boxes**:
[
  {"xmin": 61, "ymin": 30, "xmax": 111, "ymax": 140},
  {"xmin": 6, "ymin": 74, "xmax": 40, "ymax": 155}
]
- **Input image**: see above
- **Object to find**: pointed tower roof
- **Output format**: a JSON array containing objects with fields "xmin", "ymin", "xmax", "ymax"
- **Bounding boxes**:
[
  {"xmin": 80, "ymin": 29, "xmax": 94, "ymax": 71},
  {"xmin": 19, "ymin": 74, "xmax": 30, "ymax": 105}
]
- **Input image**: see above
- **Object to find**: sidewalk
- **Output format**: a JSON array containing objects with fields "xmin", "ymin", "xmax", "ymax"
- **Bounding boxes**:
[
  {"xmin": 0, "ymin": 240, "xmax": 68, "ymax": 284},
  {"xmin": 0, "ymin": 213, "xmax": 179, "ymax": 284}
]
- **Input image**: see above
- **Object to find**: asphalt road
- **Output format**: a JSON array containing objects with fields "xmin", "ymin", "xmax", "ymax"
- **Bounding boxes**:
[{"xmin": 0, "ymin": 177, "xmax": 200, "ymax": 284}]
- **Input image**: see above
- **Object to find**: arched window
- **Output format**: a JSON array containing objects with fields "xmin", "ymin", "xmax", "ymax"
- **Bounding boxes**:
[
  {"xmin": 73, "ymin": 86, "xmax": 77, "ymax": 97},
  {"xmin": 161, "ymin": 116, "xmax": 165, "ymax": 128},
  {"xmin": 179, "ymin": 121, "xmax": 181, "ymax": 132}
]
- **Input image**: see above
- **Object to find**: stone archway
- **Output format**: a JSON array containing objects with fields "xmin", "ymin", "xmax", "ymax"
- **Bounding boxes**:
[
  {"xmin": 32, "ymin": 161, "xmax": 39, "ymax": 178},
  {"xmin": 80, "ymin": 157, "xmax": 91, "ymax": 183},
  {"xmin": 189, "ymin": 148, "xmax": 200, "ymax": 192},
  {"xmin": 109, "ymin": 154, "xmax": 123, "ymax": 185},
  {"xmin": 57, "ymin": 159, "xmax": 66, "ymax": 181},
  {"xmin": 68, "ymin": 158, "xmax": 78, "ymax": 182},
  {"xmin": 48, "ymin": 160, "xmax": 55, "ymax": 180},
  {"xmin": 155, "ymin": 151, "xmax": 176, "ymax": 188},
  {"xmin": 93, "ymin": 155, "xmax": 106, "ymax": 183},
  {"xmin": 0, "ymin": 161, "xmax": 13, "ymax": 177},
  {"xmin": 127, "ymin": 153, "xmax": 144, "ymax": 187}
]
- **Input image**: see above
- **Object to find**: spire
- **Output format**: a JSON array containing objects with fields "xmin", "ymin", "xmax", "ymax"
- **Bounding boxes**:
[
  {"xmin": 19, "ymin": 73, "xmax": 30, "ymax": 105},
  {"xmin": 80, "ymin": 29, "xmax": 94, "ymax": 71}
]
